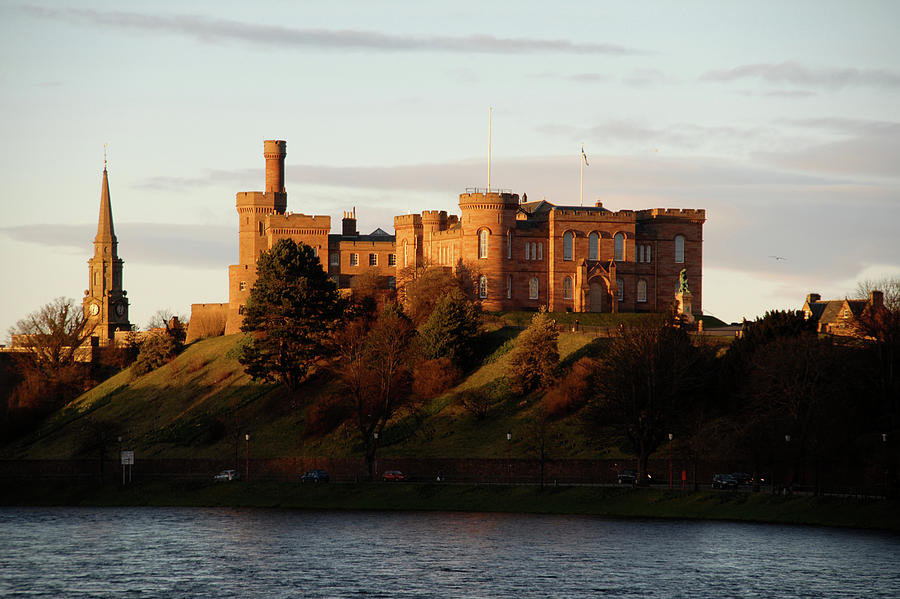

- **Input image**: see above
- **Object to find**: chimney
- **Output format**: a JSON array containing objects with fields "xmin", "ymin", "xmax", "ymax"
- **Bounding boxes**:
[
  {"xmin": 870, "ymin": 290, "xmax": 884, "ymax": 308},
  {"xmin": 806, "ymin": 293, "xmax": 821, "ymax": 304},
  {"xmin": 263, "ymin": 140, "xmax": 287, "ymax": 194},
  {"xmin": 342, "ymin": 207, "xmax": 358, "ymax": 237}
]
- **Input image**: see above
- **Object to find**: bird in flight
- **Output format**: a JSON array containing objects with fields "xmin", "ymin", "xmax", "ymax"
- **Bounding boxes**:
[{"xmin": 768, "ymin": 255, "xmax": 787, "ymax": 261}]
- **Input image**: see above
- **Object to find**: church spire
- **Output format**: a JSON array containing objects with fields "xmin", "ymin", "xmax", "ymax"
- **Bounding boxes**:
[{"xmin": 95, "ymin": 164, "xmax": 116, "ymax": 243}]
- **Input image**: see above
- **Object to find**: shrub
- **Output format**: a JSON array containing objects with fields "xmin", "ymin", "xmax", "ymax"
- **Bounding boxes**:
[
  {"xmin": 508, "ymin": 307, "xmax": 559, "ymax": 395},
  {"xmin": 306, "ymin": 393, "xmax": 353, "ymax": 437},
  {"xmin": 132, "ymin": 332, "xmax": 180, "ymax": 377},
  {"xmin": 412, "ymin": 357, "xmax": 461, "ymax": 399},
  {"xmin": 457, "ymin": 388, "xmax": 492, "ymax": 420}
]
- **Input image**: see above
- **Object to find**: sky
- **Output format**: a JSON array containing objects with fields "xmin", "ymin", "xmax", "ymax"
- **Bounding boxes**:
[{"xmin": 1, "ymin": 1, "xmax": 899, "ymax": 340}]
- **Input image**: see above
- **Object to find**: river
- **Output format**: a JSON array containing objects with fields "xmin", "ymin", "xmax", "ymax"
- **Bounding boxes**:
[{"xmin": 1, "ymin": 507, "xmax": 897, "ymax": 598}]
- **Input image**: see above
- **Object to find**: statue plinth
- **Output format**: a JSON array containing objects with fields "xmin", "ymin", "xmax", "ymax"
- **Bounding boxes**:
[{"xmin": 675, "ymin": 290, "xmax": 695, "ymax": 324}]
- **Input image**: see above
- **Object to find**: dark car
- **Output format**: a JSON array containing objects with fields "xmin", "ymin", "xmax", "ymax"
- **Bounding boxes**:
[
  {"xmin": 731, "ymin": 472, "xmax": 752, "ymax": 485},
  {"xmin": 617, "ymin": 469, "xmax": 638, "ymax": 485},
  {"xmin": 300, "ymin": 469, "xmax": 330, "ymax": 483},
  {"xmin": 712, "ymin": 473, "xmax": 739, "ymax": 489},
  {"xmin": 214, "ymin": 469, "xmax": 239, "ymax": 482},
  {"xmin": 382, "ymin": 470, "xmax": 407, "ymax": 482}
]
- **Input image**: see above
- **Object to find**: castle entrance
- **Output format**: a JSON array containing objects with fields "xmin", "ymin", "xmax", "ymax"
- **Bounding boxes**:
[{"xmin": 588, "ymin": 280, "xmax": 607, "ymax": 313}]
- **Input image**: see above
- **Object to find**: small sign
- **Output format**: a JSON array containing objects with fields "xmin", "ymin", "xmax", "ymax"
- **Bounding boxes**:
[{"xmin": 121, "ymin": 451, "xmax": 134, "ymax": 465}]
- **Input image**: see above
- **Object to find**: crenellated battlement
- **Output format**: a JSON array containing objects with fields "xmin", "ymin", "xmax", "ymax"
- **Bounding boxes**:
[
  {"xmin": 636, "ymin": 208, "xmax": 706, "ymax": 220},
  {"xmin": 459, "ymin": 191, "xmax": 520, "ymax": 209},
  {"xmin": 394, "ymin": 213, "xmax": 422, "ymax": 227}
]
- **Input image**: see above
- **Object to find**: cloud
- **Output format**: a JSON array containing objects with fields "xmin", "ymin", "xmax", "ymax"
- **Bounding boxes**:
[
  {"xmin": 20, "ymin": 7, "xmax": 643, "ymax": 55},
  {"xmin": 569, "ymin": 73, "xmax": 610, "ymax": 83},
  {"xmin": 700, "ymin": 61, "xmax": 900, "ymax": 90},
  {"xmin": 621, "ymin": 68, "xmax": 667, "ymax": 88},
  {"xmin": 0, "ymin": 223, "xmax": 232, "ymax": 269}
]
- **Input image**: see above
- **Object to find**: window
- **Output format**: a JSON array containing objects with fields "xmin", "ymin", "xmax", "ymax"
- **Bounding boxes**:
[
  {"xmin": 478, "ymin": 275, "xmax": 487, "ymax": 298},
  {"xmin": 388, "ymin": 254, "xmax": 396, "ymax": 267},
  {"xmin": 507, "ymin": 231, "xmax": 512, "ymax": 259},
  {"xmin": 563, "ymin": 276, "xmax": 573, "ymax": 300},
  {"xmin": 637, "ymin": 244, "xmax": 652, "ymax": 264},
  {"xmin": 507, "ymin": 275, "xmax": 512, "ymax": 299},
  {"xmin": 350, "ymin": 253, "xmax": 358, "ymax": 266},
  {"xmin": 588, "ymin": 232, "xmax": 598, "ymax": 260},
  {"xmin": 674, "ymin": 235, "xmax": 685, "ymax": 263},
  {"xmin": 525, "ymin": 242, "xmax": 531, "ymax": 261},
  {"xmin": 637, "ymin": 279, "xmax": 647, "ymax": 303},
  {"xmin": 645, "ymin": 245, "xmax": 651, "ymax": 263},
  {"xmin": 330, "ymin": 253, "xmax": 340, "ymax": 266},
  {"xmin": 403, "ymin": 241, "xmax": 408, "ymax": 267},
  {"xmin": 614, "ymin": 233, "xmax": 624, "ymax": 261},
  {"xmin": 529, "ymin": 277, "xmax": 539, "ymax": 300},
  {"xmin": 616, "ymin": 278, "xmax": 624, "ymax": 302},
  {"xmin": 388, "ymin": 276, "xmax": 396, "ymax": 289},
  {"xmin": 478, "ymin": 229, "xmax": 488, "ymax": 259},
  {"xmin": 369, "ymin": 253, "xmax": 377, "ymax": 266},
  {"xmin": 538, "ymin": 243, "xmax": 543, "ymax": 260},
  {"xmin": 239, "ymin": 281, "xmax": 246, "ymax": 291},
  {"xmin": 258, "ymin": 222, "xmax": 264, "ymax": 236},
  {"xmin": 563, "ymin": 231, "xmax": 573, "ymax": 261}
]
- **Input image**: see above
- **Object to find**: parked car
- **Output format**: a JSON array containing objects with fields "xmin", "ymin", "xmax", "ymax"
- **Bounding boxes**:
[
  {"xmin": 712, "ymin": 473, "xmax": 738, "ymax": 489},
  {"xmin": 300, "ymin": 469, "xmax": 330, "ymax": 483},
  {"xmin": 731, "ymin": 472, "xmax": 752, "ymax": 485},
  {"xmin": 617, "ymin": 469, "xmax": 638, "ymax": 485},
  {"xmin": 214, "ymin": 469, "xmax": 239, "ymax": 482},
  {"xmin": 382, "ymin": 470, "xmax": 407, "ymax": 482}
]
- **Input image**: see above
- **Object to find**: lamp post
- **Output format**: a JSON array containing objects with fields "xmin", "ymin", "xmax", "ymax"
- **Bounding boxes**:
[
  {"xmin": 374, "ymin": 431, "xmax": 379, "ymax": 482},
  {"xmin": 783, "ymin": 434, "xmax": 791, "ymax": 495},
  {"xmin": 666, "ymin": 433, "xmax": 673, "ymax": 489},
  {"xmin": 245, "ymin": 433, "xmax": 250, "ymax": 482},
  {"xmin": 118, "ymin": 436, "xmax": 123, "ymax": 486},
  {"xmin": 507, "ymin": 432, "xmax": 512, "ymax": 483}
]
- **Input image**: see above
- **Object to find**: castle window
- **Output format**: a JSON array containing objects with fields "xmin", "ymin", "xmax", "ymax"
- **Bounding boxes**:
[
  {"xmin": 529, "ymin": 277, "xmax": 539, "ymax": 300},
  {"xmin": 369, "ymin": 253, "xmax": 377, "ymax": 266},
  {"xmin": 563, "ymin": 276, "xmax": 573, "ymax": 300},
  {"xmin": 675, "ymin": 235, "xmax": 685, "ymax": 263},
  {"xmin": 478, "ymin": 229, "xmax": 489, "ymax": 259},
  {"xmin": 637, "ymin": 279, "xmax": 647, "ymax": 303},
  {"xmin": 525, "ymin": 242, "xmax": 531, "ymax": 261},
  {"xmin": 259, "ymin": 222, "xmax": 264, "ymax": 236},
  {"xmin": 614, "ymin": 233, "xmax": 625, "ymax": 261},
  {"xmin": 478, "ymin": 275, "xmax": 487, "ymax": 298},
  {"xmin": 507, "ymin": 275, "xmax": 512, "ymax": 299},
  {"xmin": 239, "ymin": 281, "xmax": 246, "ymax": 291},
  {"xmin": 330, "ymin": 253, "xmax": 340, "ymax": 266},
  {"xmin": 350, "ymin": 253, "xmax": 359, "ymax": 267},
  {"xmin": 507, "ymin": 231, "xmax": 512, "ymax": 259},
  {"xmin": 616, "ymin": 278, "xmax": 624, "ymax": 302},
  {"xmin": 403, "ymin": 241, "xmax": 408, "ymax": 267},
  {"xmin": 646, "ymin": 245, "xmax": 651, "ymax": 263},
  {"xmin": 588, "ymin": 232, "xmax": 598, "ymax": 261},
  {"xmin": 638, "ymin": 245, "xmax": 644, "ymax": 263},
  {"xmin": 563, "ymin": 231, "xmax": 574, "ymax": 261},
  {"xmin": 388, "ymin": 254, "xmax": 396, "ymax": 267},
  {"xmin": 538, "ymin": 243, "xmax": 543, "ymax": 260}
]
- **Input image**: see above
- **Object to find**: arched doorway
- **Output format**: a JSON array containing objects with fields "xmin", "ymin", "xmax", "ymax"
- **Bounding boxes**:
[{"xmin": 589, "ymin": 279, "xmax": 607, "ymax": 313}]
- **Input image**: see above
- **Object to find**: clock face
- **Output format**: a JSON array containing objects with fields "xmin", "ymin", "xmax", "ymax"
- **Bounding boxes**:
[
  {"xmin": 116, "ymin": 303, "xmax": 125, "ymax": 316},
  {"xmin": 89, "ymin": 303, "xmax": 99, "ymax": 316}
]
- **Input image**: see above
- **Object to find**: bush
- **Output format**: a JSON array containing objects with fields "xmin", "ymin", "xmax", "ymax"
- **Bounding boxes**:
[
  {"xmin": 457, "ymin": 389, "xmax": 492, "ymax": 420},
  {"xmin": 508, "ymin": 307, "xmax": 559, "ymax": 395},
  {"xmin": 306, "ymin": 393, "xmax": 353, "ymax": 437},
  {"xmin": 132, "ymin": 332, "xmax": 180, "ymax": 377},
  {"xmin": 412, "ymin": 357, "xmax": 461, "ymax": 399}
]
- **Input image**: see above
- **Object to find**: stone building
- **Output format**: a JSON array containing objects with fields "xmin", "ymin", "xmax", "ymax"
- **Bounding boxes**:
[
  {"xmin": 190, "ymin": 139, "xmax": 706, "ymax": 338},
  {"xmin": 802, "ymin": 290, "xmax": 885, "ymax": 335}
]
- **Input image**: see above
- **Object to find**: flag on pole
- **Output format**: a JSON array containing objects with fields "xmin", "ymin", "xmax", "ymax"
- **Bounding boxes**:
[{"xmin": 581, "ymin": 144, "xmax": 589, "ymax": 166}]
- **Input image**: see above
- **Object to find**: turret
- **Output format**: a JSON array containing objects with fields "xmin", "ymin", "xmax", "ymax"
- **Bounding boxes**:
[{"xmin": 264, "ymin": 140, "xmax": 287, "ymax": 194}]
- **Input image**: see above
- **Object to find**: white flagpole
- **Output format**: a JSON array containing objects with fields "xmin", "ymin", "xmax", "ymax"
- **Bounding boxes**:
[
  {"xmin": 580, "ymin": 143, "xmax": 584, "ymax": 206},
  {"xmin": 488, "ymin": 107, "xmax": 493, "ymax": 192}
]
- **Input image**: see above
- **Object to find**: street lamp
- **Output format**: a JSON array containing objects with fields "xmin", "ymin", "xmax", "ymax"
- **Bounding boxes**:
[
  {"xmin": 783, "ymin": 434, "xmax": 791, "ymax": 495},
  {"xmin": 668, "ymin": 433, "xmax": 673, "ymax": 489},
  {"xmin": 507, "ymin": 432, "xmax": 512, "ymax": 483},
  {"xmin": 245, "ymin": 433, "xmax": 250, "ymax": 482},
  {"xmin": 374, "ymin": 431, "xmax": 379, "ymax": 481}
]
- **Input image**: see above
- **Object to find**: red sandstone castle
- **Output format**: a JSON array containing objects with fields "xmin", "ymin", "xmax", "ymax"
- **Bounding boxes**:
[{"xmin": 189, "ymin": 140, "xmax": 706, "ymax": 339}]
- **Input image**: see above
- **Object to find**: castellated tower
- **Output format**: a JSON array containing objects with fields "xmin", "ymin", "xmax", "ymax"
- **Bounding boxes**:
[
  {"xmin": 459, "ymin": 191, "xmax": 519, "ymax": 310},
  {"xmin": 83, "ymin": 164, "xmax": 130, "ymax": 345}
]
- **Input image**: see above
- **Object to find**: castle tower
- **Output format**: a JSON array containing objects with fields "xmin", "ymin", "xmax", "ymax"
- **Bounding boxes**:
[
  {"xmin": 83, "ymin": 162, "xmax": 130, "ymax": 344},
  {"xmin": 459, "ymin": 191, "xmax": 519, "ymax": 310}
]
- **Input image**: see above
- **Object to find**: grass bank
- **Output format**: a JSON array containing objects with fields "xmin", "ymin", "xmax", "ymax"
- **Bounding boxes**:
[{"xmin": 2, "ymin": 480, "xmax": 897, "ymax": 533}]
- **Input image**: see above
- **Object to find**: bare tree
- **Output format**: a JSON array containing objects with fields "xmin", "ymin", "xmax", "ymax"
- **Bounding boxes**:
[
  {"xmin": 8, "ymin": 297, "xmax": 96, "ymax": 372},
  {"xmin": 855, "ymin": 276, "xmax": 900, "ymax": 311}
]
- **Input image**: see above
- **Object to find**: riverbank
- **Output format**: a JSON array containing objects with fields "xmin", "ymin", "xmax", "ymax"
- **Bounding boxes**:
[{"xmin": 2, "ymin": 480, "xmax": 897, "ymax": 533}]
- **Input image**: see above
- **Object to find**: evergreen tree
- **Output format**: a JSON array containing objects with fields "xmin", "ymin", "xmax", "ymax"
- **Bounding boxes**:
[
  {"xmin": 417, "ymin": 288, "xmax": 481, "ymax": 369},
  {"xmin": 239, "ymin": 239, "xmax": 344, "ymax": 392},
  {"xmin": 508, "ymin": 307, "xmax": 559, "ymax": 394}
]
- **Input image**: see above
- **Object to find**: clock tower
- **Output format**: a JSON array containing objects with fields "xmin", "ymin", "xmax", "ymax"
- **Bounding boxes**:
[{"xmin": 83, "ymin": 160, "xmax": 130, "ymax": 345}]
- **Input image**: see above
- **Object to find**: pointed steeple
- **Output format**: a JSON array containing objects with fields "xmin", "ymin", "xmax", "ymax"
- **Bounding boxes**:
[{"xmin": 95, "ymin": 166, "xmax": 116, "ymax": 243}]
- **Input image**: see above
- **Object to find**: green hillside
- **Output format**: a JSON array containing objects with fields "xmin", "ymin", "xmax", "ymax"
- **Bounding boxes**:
[{"xmin": 3, "ymin": 325, "xmax": 631, "ymax": 461}]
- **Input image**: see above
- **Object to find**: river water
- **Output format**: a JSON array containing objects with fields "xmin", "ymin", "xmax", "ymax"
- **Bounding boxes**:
[{"xmin": 1, "ymin": 507, "xmax": 897, "ymax": 598}]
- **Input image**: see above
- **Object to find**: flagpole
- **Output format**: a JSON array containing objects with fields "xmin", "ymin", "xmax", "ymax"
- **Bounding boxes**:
[
  {"xmin": 580, "ymin": 142, "xmax": 584, "ymax": 206},
  {"xmin": 488, "ymin": 107, "xmax": 493, "ymax": 192}
]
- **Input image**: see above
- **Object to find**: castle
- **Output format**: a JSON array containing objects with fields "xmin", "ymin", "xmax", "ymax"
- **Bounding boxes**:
[{"xmin": 188, "ymin": 140, "xmax": 705, "ymax": 339}]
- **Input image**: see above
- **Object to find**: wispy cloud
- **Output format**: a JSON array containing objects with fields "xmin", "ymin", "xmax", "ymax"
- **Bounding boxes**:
[
  {"xmin": 700, "ymin": 61, "xmax": 900, "ymax": 90},
  {"xmin": 20, "ymin": 7, "xmax": 643, "ymax": 55}
]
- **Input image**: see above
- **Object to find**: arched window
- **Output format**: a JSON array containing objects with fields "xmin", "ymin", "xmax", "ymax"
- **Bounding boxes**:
[
  {"xmin": 478, "ymin": 275, "xmax": 487, "ymax": 298},
  {"xmin": 525, "ymin": 242, "xmax": 531, "ymax": 261},
  {"xmin": 538, "ymin": 243, "xmax": 543, "ymax": 260},
  {"xmin": 507, "ymin": 230, "xmax": 512, "ymax": 259},
  {"xmin": 637, "ymin": 279, "xmax": 647, "ymax": 303},
  {"xmin": 403, "ymin": 240, "xmax": 408, "ymax": 266},
  {"xmin": 563, "ymin": 276, "xmax": 573, "ymax": 300},
  {"xmin": 674, "ymin": 235, "xmax": 685, "ymax": 263},
  {"xmin": 588, "ymin": 232, "xmax": 598, "ymax": 261},
  {"xmin": 616, "ymin": 278, "xmax": 624, "ymax": 302},
  {"xmin": 614, "ymin": 233, "xmax": 625, "ymax": 261},
  {"xmin": 646, "ymin": 245, "xmax": 651, "ymax": 263},
  {"xmin": 507, "ymin": 275, "xmax": 512, "ymax": 298},
  {"xmin": 638, "ymin": 245, "xmax": 644, "ymax": 263},
  {"xmin": 529, "ymin": 277, "xmax": 539, "ymax": 299},
  {"xmin": 479, "ymin": 229, "xmax": 489, "ymax": 259},
  {"xmin": 563, "ymin": 231, "xmax": 573, "ymax": 261}
]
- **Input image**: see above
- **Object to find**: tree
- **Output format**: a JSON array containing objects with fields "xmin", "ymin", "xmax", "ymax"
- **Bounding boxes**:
[
  {"xmin": 584, "ymin": 312, "xmax": 708, "ymax": 484},
  {"xmin": 146, "ymin": 309, "xmax": 188, "ymax": 344},
  {"xmin": 508, "ymin": 307, "xmax": 559, "ymax": 395},
  {"xmin": 334, "ymin": 304, "xmax": 415, "ymax": 479},
  {"xmin": 6, "ymin": 297, "xmax": 97, "ymax": 410},
  {"xmin": 398, "ymin": 264, "xmax": 467, "ymax": 325},
  {"xmin": 417, "ymin": 288, "xmax": 481, "ymax": 369},
  {"xmin": 239, "ymin": 239, "xmax": 344, "ymax": 392},
  {"xmin": 131, "ymin": 331, "xmax": 180, "ymax": 377},
  {"xmin": 855, "ymin": 276, "xmax": 900, "ymax": 312}
]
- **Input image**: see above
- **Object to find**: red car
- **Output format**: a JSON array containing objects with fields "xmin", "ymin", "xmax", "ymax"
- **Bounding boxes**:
[{"xmin": 382, "ymin": 470, "xmax": 407, "ymax": 482}]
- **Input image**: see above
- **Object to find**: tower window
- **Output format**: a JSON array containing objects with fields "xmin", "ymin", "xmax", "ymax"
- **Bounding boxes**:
[
  {"xmin": 675, "ymin": 235, "xmax": 685, "ymax": 263},
  {"xmin": 614, "ymin": 233, "xmax": 625, "ymax": 261},
  {"xmin": 563, "ymin": 231, "xmax": 573, "ymax": 261},
  {"xmin": 507, "ymin": 275, "xmax": 512, "ymax": 299},
  {"xmin": 259, "ymin": 222, "xmax": 264, "ymax": 236},
  {"xmin": 507, "ymin": 231, "xmax": 512, "ymax": 259},
  {"xmin": 239, "ymin": 281, "xmax": 246, "ymax": 291},
  {"xmin": 478, "ymin": 229, "xmax": 489, "ymax": 259}
]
